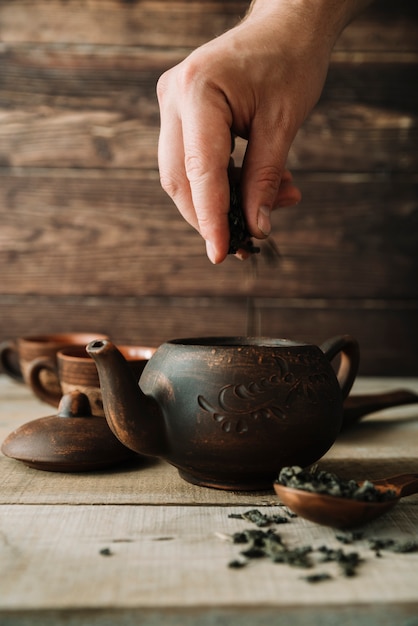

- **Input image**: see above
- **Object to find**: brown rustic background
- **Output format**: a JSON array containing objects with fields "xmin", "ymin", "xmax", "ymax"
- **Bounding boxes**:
[{"xmin": 0, "ymin": 0, "xmax": 417, "ymax": 375}]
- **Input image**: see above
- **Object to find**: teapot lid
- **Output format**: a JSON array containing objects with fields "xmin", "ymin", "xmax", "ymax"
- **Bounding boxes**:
[{"xmin": 1, "ymin": 391, "xmax": 137, "ymax": 472}]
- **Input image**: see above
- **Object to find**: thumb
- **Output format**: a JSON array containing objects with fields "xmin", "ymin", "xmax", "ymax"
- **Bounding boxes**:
[{"xmin": 241, "ymin": 126, "xmax": 292, "ymax": 239}]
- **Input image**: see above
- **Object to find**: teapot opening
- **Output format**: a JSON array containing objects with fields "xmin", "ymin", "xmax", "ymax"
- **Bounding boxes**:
[
  {"xmin": 89, "ymin": 340, "xmax": 106, "ymax": 350},
  {"xmin": 169, "ymin": 336, "xmax": 307, "ymax": 348}
]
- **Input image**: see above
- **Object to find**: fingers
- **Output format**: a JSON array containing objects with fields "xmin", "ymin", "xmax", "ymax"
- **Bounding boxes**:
[
  {"xmin": 182, "ymin": 116, "xmax": 232, "ymax": 264},
  {"xmin": 157, "ymin": 72, "xmax": 198, "ymax": 232},
  {"xmin": 158, "ymin": 63, "xmax": 233, "ymax": 264},
  {"xmin": 241, "ymin": 118, "xmax": 295, "ymax": 239}
]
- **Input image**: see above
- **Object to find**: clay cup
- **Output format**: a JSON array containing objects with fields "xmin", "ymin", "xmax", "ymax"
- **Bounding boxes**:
[
  {"xmin": 0, "ymin": 333, "xmax": 108, "ymax": 399},
  {"xmin": 28, "ymin": 344, "xmax": 156, "ymax": 415}
]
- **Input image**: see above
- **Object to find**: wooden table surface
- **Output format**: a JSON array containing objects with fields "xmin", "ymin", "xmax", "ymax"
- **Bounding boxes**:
[{"xmin": 1, "ymin": 374, "xmax": 418, "ymax": 626}]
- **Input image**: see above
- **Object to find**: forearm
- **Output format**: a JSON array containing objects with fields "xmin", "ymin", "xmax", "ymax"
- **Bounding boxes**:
[{"xmin": 247, "ymin": 0, "xmax": 374, "ymax": 51}]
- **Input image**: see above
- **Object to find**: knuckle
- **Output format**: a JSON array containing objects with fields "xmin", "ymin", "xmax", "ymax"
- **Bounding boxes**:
[
  {"xmin": 176, "ymin": 55, "xmax": 204, "ymax": 92},
  {"xmin": 156, "ymin": 71, "xmax": 170, "ymax": 104},
  {"xmin": 184, "ymin": 154, "xmax": 209, "ymax": 183},
  {"xmin": 157, "ymin": 51, "xmax": 206, "ymax": 105},
  {"xmin": 197, "ymin": 217, "xmax": 214, "ymax": 243},
  {"xmin": 254, "ymin": 164, "xmax": 282, "ymax": 192},
  {"xmin": 159, "ymin": 172, "xmax": 181, "ymax": 198}
]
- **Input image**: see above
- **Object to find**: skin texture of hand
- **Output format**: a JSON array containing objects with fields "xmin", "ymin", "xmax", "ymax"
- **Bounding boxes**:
[{"xmin": 157, "ymin": 0, "xmax": 373, "ymax": 264}]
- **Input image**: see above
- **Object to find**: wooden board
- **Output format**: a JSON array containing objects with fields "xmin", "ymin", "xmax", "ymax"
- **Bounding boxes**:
[
  {"xmin": 0, "ymin": 1, "xmax": 416, "ymax": 52},
  {"xmin": 1, "ymin": 294, "xmax": 417, "ymax": 375},
  {"xmin": 0, "ymin": 171, "xmax": 417, "ymax": 298},
  {"xmin": 0, "ymin": 0, "xmax": 417, "ymax": 376},
  {"xmin": 1, "ymin": 55, "xmax": 416, "ymax": 170},
  {"xmin": 1, "ymin": 503, "xmax": 418, "ymax": 612},
  {"xmin": 0, "ymin": 375, "xmax": 418, "ymax": 624}
]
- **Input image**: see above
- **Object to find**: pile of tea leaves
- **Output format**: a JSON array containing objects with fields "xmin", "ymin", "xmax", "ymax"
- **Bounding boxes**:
[
  {"xmin": 222, "ymin": 507, "xmax": 418, "ymax": 582},
  {"xmin": 225, "ymin": 517, "xmax": 363, "ymax": 580},
  {"xmin": 276, "ymin": 465, "xmax": 397, "ymax": 502}
]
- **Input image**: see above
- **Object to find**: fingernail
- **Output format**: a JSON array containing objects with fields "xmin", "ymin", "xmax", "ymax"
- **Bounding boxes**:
[
  {"xmin": 206, "ymin": 240, "xmax": 217, "ymax": 264},
  {"xmin": 257, "ymin": 205, "xmax": 271, "ymax": 236}
]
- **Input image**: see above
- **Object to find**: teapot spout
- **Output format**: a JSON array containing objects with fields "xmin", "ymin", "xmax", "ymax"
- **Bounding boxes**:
[{"xmin": 87, "ymin": 339, "xmax": 165, "ymax": 457}]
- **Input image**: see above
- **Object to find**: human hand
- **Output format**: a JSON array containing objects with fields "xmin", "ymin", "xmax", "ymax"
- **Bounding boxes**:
[{"xmin": 157, "ymin": 0, "xmax": 370, "ymax": 263}]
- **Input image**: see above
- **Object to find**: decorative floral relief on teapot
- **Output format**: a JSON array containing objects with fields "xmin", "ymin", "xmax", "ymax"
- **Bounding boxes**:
[
  {"xmin": 198, "ymin": 379, "xmax": 288, "ymax": 434},
  {"xmin": 197, "ymin": 352, "xmax": 335, "ymax": 434}
]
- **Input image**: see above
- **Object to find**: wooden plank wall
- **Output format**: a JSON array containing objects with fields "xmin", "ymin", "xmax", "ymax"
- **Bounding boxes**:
[{"xmin": 0, "ymin": 0, "xmax": 417, "ymax": 375}]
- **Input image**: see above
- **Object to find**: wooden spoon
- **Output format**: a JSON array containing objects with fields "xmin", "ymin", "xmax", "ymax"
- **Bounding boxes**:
[
  {"xmin": 342, "ymin": 389, "xmax": 418, "ymax": 430},
  {"xmin": 274, "ymin": 473, "xmax": 418, "ymax": 529}
]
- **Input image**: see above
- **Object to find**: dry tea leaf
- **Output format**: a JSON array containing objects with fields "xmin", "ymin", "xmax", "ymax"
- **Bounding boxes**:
[{"xmin": 228, "ymin": 176, "xmax": 260, "ymax": 255}]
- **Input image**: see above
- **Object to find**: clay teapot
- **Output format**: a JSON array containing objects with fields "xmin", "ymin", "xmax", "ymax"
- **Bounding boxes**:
[{"xmin": 87, "ymin": 335, "xmax": 360, "ymax": 490}]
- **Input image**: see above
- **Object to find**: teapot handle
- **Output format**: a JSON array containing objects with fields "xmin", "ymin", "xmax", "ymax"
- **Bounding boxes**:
[{"xmin": 320, "ymin": 335, "xmax": 360, "ymax": 400}]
